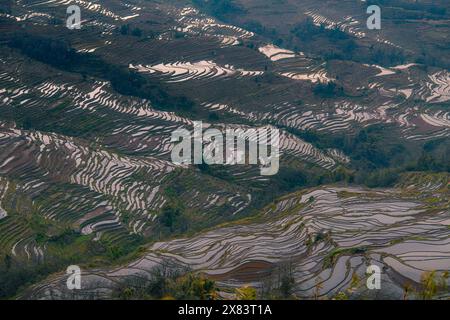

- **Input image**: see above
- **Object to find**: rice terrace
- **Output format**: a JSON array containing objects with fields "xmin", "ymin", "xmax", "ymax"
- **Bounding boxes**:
[{"xmin": 0, "ymin": 0, "xmax": 448, "ymax": 303}]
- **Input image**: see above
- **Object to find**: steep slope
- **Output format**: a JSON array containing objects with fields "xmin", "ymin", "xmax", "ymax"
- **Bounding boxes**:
[
  {"xmin": 22, "ymin": 173, "xmax": 449, "ymax": 300},
  {"xmin": 0, "ymin": 0, "xmax": 448, "ymax": 299}
]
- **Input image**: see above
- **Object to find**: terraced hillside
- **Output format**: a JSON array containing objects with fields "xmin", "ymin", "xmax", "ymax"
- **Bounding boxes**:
[
  {"xmin": 22, "ymin": 173, "xmax": 450, "ymax": 300},
  {"xmin": 0, "ymin": 0, "xmax": 448, "ymax": 299}
]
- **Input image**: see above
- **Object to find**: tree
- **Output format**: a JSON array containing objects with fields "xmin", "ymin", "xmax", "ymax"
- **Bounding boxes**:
[
  {"xmin": 173, "ymin": 273, "xmax": 218, "ymax": 300},
  {"xmin": 159, "ymin": 205, "xmax": 182, "ymax": 232},
  {"xmin": 236, "ymin": 286, "xmax": 257, "ymax": 300},
  {"xmin": 314, "ymin": 276, "xmax": 323, "ymax": 300},
  {"xmin": 439, "ymin": 271, "xmax": 449, "ymax": 293},
  {"xmin": 420, "ymin": 271, "xmax": 438, "ymax": 299},
  {"xmin": 403, "ymin": 282, "xmax": 413, "ymax": 300},
  {"xmin": 3, "ymin": 254, "xmax": 12, "ymax": 270},
  {"xmin": 313, "ymin": 81, "xmax": 344, "ymax": 98},
  {"xmin": 120, "ymin": 24, "xmax": 130, "ymax": 35},
  {"xmin": 131, "ymin": 27, "xmax": 143, "ymax": 37},
  {"xmin": 350, "ymin": 271, "xmax": 360, "ymax": 289},
  {"xmin": 278, "ymin": 263, "xmax": 295, "ymax": 298},
  {"xmin": 333, "ymin": 291, "xmax": 349, "ymax": 300}
]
